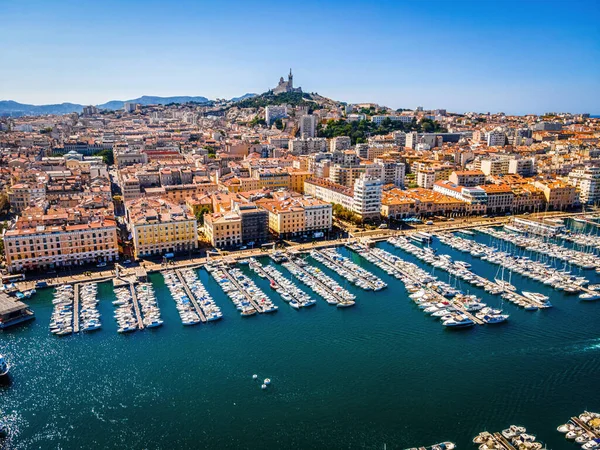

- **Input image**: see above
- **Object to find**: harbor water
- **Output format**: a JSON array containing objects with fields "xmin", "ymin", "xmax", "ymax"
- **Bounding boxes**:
[{"xmin": 1, "ymin": 228, "xmax": 600, "ymax": 449}]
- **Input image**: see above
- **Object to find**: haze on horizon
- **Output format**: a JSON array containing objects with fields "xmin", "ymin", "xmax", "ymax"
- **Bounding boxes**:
[{"xmin": 1, "ymin": 0, "xmax": 599, "ymax": 115}]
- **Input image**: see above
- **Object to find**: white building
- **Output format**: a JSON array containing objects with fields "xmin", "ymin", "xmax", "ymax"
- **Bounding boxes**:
[
  {"xmin": 568, "ymin": 166, "xmax": 600, "ymax": 205},
  {"xmin": 300, "ymin": 114, "xmax": 317, "ymax": 138},
  {"xmin": 352, "ymin": 175, "xmax": 383, "ymax": 220},
  {"xmin": 124, "ymin": 102, "xmax": 138, "ymax": 113},
  {"xmin": 480, "ymin": 157, "xmax": 510, "ymax": 176},
  {"xmin": 486, "ymin": 130, "xmax": 506, "ymax": 147},
  {"xmin": 330, "ymin": 136, "xmax": 352, "ymax": 152},
  {"xmin": 508, "ymin": 158, "xmax": 535, "ymax": 177},
  {"xmin": 371, "ymin": 115, "xmax": 414, "ymax": 125},
  {"xmin": 289, "ymin": 137, "xmax": 327, "ymax": 155},
  {"xmin": 374, "ymin": 159, "xmax": 405, "ymax": 187},
  {"xmin": 304, "ymin": 174, "xmax": 382, "ymax": 220},
  {"xmin": 265, "ymin": 105, "xmax": 288, "ymax": 126}
]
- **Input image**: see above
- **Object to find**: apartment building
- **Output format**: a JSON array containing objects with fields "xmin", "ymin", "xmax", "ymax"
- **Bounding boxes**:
[
  {"xmin": 480, "ymin": 157, "xmax": 510, "ymax": 176},
  {"xmin": 508, "ymin": 158, "xmax": 536, "ymax": 177},
  {"xmin": 568, "ymin": 166, "xmax": 600, "ymax": 205},
  {"xmin": 480, "ymin": 184, "xmax": 514, "ymax": 214},
  {"xmin": 300, "ymin": 114, "xmax": 317, "ymax": 138},
  {"xmin": 232, "ymin": 202, "xmax": 269, "ymax": 244},
  {"xmin": 533, "ymin": 179, "xmax": 577, "ymax": 210},
  {"xmin": 449, "ymin": 170, "xmax": 486, "ymax": 187},
  {"xmin": 3, "ymin": 218, "xmax": 118, "ymax": 273},
  {"xmin": 126, "ymin": 198, "xmax": 198, "ymax": 258},
  {"xmin": 203, "ymin": 212, "xmax": 242, "ymax": 248},
  {"xmin": 7, "ymin": 183, "xmax": 46, "ymax": 213},
  {"xmin": 330, "ymin": 136, "xmax": 352, "ymax": 152},
  {"xmin": 265, "ymin": 105, "xmax": 287, "ymax": 126},
  {"xmin": 260, "ymin": 195, "xmax": 332, "ymax": 238}
]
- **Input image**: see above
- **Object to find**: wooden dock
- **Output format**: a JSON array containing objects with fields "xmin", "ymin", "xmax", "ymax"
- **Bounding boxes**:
[
  {"xmin": 129, "ymin": 283, "xmax": 144, "ymax": 330},
  {"xmin": 314, "ymin": 249, "xmax": 379, "ymax": 290},
  {"xmin": 221, "ymin": 267, "xmax": 264, "ymax": 313},
  {"xmin": 493, "ymin": 433, "xmax": 516, "ymax": 450},
  {"xmin": 174, "ymin": 270, "xmax": 207, "ymax": 323},
  {"xmin": 286, "ymin": 259, "xmax": 345, "ymax": 304},
  {"xmin": 572, "ymin": 416, "xmax": 600, "ymax": 439},
  {"xmin": 73, "ymin": 283, "xmax": 80, "ymax": 333}
]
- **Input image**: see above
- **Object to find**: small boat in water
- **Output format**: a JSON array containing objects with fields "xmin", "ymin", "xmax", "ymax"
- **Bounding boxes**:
[
  {"xmin": 404, "ymin": 442, "xmax": 455, "ymax": 450},
  {"xmin": 0, "ymin": 354, "xmax": 10, "ymax": 377},
  {"xmin": 579, "ymin": 292, "xmax": 600, "ymax": 301}
]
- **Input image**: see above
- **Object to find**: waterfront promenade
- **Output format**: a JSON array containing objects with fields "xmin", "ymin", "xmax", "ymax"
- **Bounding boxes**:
[{"xmin": 11, "ymin": 211, "xmax": 582, "ymax": 292}]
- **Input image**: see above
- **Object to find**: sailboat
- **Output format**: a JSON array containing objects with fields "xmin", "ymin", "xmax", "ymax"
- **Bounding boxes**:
[{"xmin": 494, "ymin": 265, "xmax": 516, "ymax": 291}]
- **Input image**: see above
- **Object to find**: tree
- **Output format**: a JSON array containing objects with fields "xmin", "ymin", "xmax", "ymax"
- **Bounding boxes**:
[
  {"xmin": 97, "ymin": 149, "xmax": 114, "ymax": 165},
  {"xmin": 249, "ymin": 116, "xmax": 266, "ymax": 127},
  {"xmin": 0, "ymin": 193, "xmax": 9, "ymax": 214},
  {"xmin": 274, "ymin": 118, "xmax": 284, "ymax": 130},
  {"xmin": 195, "ymin": 206, "xmax": 212, "ymax": 225}
]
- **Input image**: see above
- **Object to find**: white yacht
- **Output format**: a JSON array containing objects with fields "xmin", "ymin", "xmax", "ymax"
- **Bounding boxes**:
[{"xmin": 0, "ymin": 354, "xmax": 10, "ymax": 376}]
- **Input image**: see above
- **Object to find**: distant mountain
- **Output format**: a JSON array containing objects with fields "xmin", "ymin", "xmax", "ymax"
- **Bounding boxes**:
[
  {"xmin": 0, "ymin": 100, "xmax": 84, "ymax": 116},
  {"xmin": 96, "ymin": 95, "xmax": 211, "ymax": 110},
  {"xmin": 0, "ymin": 95, "xmax": 212, "ymax": 116},
  {"xmin": 230, "ymin": 93, "xmax": 257, "ymax": 102}
]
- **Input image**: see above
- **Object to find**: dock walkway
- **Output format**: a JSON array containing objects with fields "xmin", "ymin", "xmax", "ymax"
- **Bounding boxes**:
[
  {"xmin": 572, "ymin": 417, "xmax": 600, "ymax": 439},
  {"xmin": 174, "ymin": 270, "xmax": 207, "ymax": 323},
  {"xmin": 493, "ymin": 433, "xmax": 516, "ymax": 450},
  {"xmin": 221, "ymin": 267, "xmax": 264, "ymax": 313},
  {"xmin": 73, "ymin": 283, "xmax": 80, "ymax": 333},
  {"xmin": 285, "ymin": 259, "xmax": 345, "ymax": 304},
  {"xmin": 129, "ymin": 283, "xmax": 144, "ymax": 330},
  {"xmin": 314, "ymin": 249, "xmax": 379, "ymax": 290}
]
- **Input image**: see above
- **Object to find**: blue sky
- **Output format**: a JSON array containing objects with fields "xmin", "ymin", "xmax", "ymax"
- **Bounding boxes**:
[{"xmin": 1, "ymin": 0, "xmax": 599, "ymax": 114}]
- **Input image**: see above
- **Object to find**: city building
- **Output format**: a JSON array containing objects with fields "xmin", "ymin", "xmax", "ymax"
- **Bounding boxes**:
[
  {"xmin": 203, "ymin": 212, "xmax": 242, "ymax": 248},
  {"xmin": 300, "ymin": 114, "xmax": 317, "ymax": 138},
  {"xmin": 3, "ymin": 216, "xmax": 118, "ymax": 273},
  {"xmin": 449, "ymin": 170, "xmax": 486, "ymax": 187},
  {"xmin": 568, "ymin": 166, "xmax": 600, "ymax": 205},
  {"xmin": 126, "ymin": 198, "xmax": 198, "ymax": 258},
  {"xmin": 265, "ymin": 105, "xmax": 287, "ymax": 126}
]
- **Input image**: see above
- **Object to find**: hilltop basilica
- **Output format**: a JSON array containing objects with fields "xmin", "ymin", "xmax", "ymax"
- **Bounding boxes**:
[{"xmin": 271, "ymin": 69, "xmax": 302, "ymax": 95}]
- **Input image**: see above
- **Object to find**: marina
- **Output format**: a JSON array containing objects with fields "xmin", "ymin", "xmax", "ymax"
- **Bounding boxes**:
[
  {"xmin": 204, "ymin": 262, "xmax": 278, "ymax": 315},
  {"xmin": 479, "ymin": 226, "xmax": 600, "ymax": 270},
  {"xmin": 282, "ymin": 256, "xmax": 356, "ymax": 306},
  {"xmin": 557, "ymin": 411, "xmax": 600, "ymax": 448},
  {"xmin": 136, "ymin": 282, "xmax": 162, "ymax": 328},
  {"xmin": 473, "ymin": 425, "xmax": 543, "ymax": 449},
  {"xmin": 346, "ymin": 242, "xmax": 488, "ymax": 326},
  {"xmin": 78, "ymin": 283, "xmax": 101, "ymax": 332},
  {"xmin": 163, "ymin": 270, "xmax": 203, "ymax": 325},
  {"xmin": 387, "ymin": 236, "xmax": 548, "ymax": 310},
  {"xmin": 436, "ymin": 232, "xmax": 589, "ymax": 294},
  {"xmin": 178, "ymin": 268, "xmax": 222, "ymax": 322},
  {"xmin": 310, "ymin": 248, "xmax": 387, "ymax": 291},
  {"xmin": 248, "ymin": 258, "xmax": 316, "ymax": 309},
  {"xmin": 113, "ymin": 285, "xmax": 140, "ymax": 333}
]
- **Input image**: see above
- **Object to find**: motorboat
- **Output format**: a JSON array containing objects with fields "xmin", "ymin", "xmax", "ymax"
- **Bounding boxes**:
[
  {"xmin": 0, "ymin": 354, "xmax": 10, "ymax": 376},
  {"xmin": 580, "ymin": 292, "xmax": 600, "ymax": 301}
]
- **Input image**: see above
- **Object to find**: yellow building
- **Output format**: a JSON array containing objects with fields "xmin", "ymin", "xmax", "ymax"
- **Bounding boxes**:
[
  {"xmin": 288, "ymin": 170, "xmax": 312, "ymax": 193},
  {"xmin": 259, "ymin": 196, "xmax": 332, "ymax": 238},
  {"xmin": 533, "ymin": 180, "xmax": 577, "ymax": 210},
  {"xmin": 203, "ymin": 212, "xmax": 242, "ymax": 248},
  {"xmin": 126, "ymin": 198, "xmax": 198, "ymax": 259},
  {"xmin": 252, "ymin": 168, "xmax": 290, "ymax": 190},
  {"xmin": 3, "ymin": 219, "xmax": 118, "ymax": 273}
]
